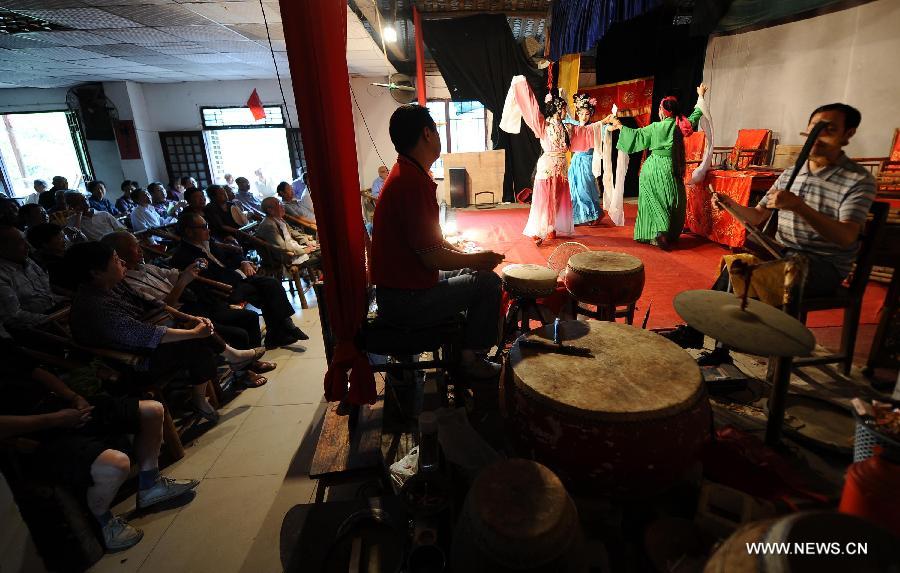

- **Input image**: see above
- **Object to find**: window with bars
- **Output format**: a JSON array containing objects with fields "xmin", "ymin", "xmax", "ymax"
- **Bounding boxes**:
[
  {"xmin": 159, "ymin": 131, "xmax": 212, "ymax": 189},
  {"xmin": 200, "ymin": 106, "xmax": 285, "ymax": 129}
]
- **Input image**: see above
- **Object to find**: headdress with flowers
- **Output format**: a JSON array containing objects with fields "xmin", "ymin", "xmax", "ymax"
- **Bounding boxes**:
[
  {"xmin": 573, "ymin": 93, "xmax": 597, "ymax": 116},
  {"xmin": 543, "ymin": 87, "xmax": 567, "ymax": 119}
]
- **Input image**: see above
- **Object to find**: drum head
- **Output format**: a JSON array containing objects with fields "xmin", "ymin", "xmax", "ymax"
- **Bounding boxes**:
[
  {"xmin": 510, "ymin": 320, "xmax": 703, "ymax": 421},
  {"xmin": 502, "ymin": 263, "xmax": 558, "ymax": 282},
  {"xmin": 567, "ymin": 251, "xmax": 643, "ymax": 274}
]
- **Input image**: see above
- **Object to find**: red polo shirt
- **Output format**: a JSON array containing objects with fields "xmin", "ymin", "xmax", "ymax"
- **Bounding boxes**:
[{"xmin": 371, "ymin": 155, "xmax": 443, "ymax": 289}]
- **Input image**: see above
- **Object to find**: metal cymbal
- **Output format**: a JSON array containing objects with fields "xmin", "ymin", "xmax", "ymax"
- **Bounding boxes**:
[{"xmin": 674, "ymin": 290, "xmax": 815, "ymax": 357}]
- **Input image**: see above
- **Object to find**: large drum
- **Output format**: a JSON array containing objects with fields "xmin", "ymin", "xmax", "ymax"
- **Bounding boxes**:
[
  {"xmin": 502, "ymin": 264, "xmax": 559, "ymax": 298},
  {"xmin": 503, "ymin": 320, "xmax": 710, "ymax": 494},
  {"xmin": 704, "ymin": 511, "xmax": 899, "ymax": 572},
  {"xmin": 451, "ymin": 459, "xmax": 586, "ymax": 573},
  {"xmin": 563, "ymin": 250, "xmax": 645, "ymax": 308}
]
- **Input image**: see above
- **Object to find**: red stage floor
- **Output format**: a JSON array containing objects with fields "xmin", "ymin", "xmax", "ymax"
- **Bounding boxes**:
[{"xmin": 455, "ymin": 203, "xmax": 887, "ymax": 330}]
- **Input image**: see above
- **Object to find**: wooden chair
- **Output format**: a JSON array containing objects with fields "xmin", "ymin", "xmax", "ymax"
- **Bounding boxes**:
[
  {"xmin": 793, "ymin": 201, "xmax": 889, "ymax": 374},
  {"xmin": 714, "ymin": 130, "xmax": 773, "ymax": 169},
  {"xmin": 252, "ymin": 234, "xmax": 314, "ymax": 309}
]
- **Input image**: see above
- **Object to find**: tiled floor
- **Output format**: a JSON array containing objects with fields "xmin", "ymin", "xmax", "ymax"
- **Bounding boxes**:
[{"xmin": 89, "ymin": 291, "xmax": 328, "ymax": 573}]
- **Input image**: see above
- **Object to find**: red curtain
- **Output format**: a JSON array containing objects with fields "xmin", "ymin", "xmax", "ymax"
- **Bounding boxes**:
[
  {"xmin": 580, "ymin": 76, "xmax": 654, "ymax": 126},
  {"xmin": 413, "ymin": 5, "xmax": 427, "ymax": 106},
  {"xmin": 280, "ymin": 0, "xmax": 375, "ymax": 405}
]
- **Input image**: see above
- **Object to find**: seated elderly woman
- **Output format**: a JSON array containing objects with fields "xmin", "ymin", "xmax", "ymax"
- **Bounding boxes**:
[{"xmin": 64, "ymin": 242, "xmax": 233, "ymax": 421}]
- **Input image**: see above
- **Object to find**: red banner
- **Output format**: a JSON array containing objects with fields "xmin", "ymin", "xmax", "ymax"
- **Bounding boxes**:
[
  {"xmin": 580, "ymin": 76, "xmax": 654, "ymax": 126},
  {"xmin": 113, "ymin": 120, "xmax": 140, "ymax": 160}
]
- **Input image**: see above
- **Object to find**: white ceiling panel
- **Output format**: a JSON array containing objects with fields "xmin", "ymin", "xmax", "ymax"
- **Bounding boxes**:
[
  {"xmin": 226, "ymin": 23, "xmax": 282, "ymax": 41},
  {"xmin": 82, "ymin": 0, "xmax": 177, "ymax": 5},
  {"xmin": 92, "ymin": 27, "xmax": 181, "ymax": 44},
  {"xmin": 104, "ymin": 4, "xmax": 212, "ymax": 26},
  {"xmin": 175, "ymin": 53, "xmax": 240, "ymax": 64},
  {"xmin": 81, "ymin": 43, "xmax": 164, "ymax": 56},
  {"xmin": 146, "ymin": 42, "xmax": 217, "ymax": 55},
  {"xmin": 17, "ymin": 8, "xmax": 142, "ymax": 29},
  {"xmin": 182, "ymin": 1, "xmax": 265, "ymax": 25},
  {"xmin": 18, "ymin": 30, "xmax": 120, "ymax": 46},
  {"xmin": 155, "ymin": 24, "xmax": 249, "ymax": 42},
  {"xmin": 19, "ymin": 46, "xmax": 105, "ymax": 60},
  {"xmin": 0, "ymin": 34, "xmax": 53, "ymax": 49}
]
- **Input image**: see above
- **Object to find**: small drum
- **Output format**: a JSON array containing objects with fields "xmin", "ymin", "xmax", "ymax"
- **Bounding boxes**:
[
  {"xmin": 501, "ymin": 264, "xmax": 559, "ymax": 298},
  {"xmin": 704, "ymin": 511, "xmax": 899, "ymax": 572},
  {"xmin": 451, "ymin": 459, "xmax": 586, "ymax": 573},
  {"xmin": 563, "ymin": 250, "xmax": 645, "ymax": 308},
  {"xmin": 503, "ymin": 320, "xmax": 710, "ymax": 494}
]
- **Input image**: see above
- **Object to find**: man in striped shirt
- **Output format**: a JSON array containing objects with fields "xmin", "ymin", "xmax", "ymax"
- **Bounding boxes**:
[
  {"xmin": 668, "ymin": 103, "xmax": 876, "ymax": 363},
  {"xmin": 716, "ymin": 103, "xmax": 876, "ymax": 295}
]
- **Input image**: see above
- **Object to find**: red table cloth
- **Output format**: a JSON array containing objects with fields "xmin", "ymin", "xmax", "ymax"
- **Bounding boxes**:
[{"xmin": 686, "ymin": 169, "xmax": 779, "ymax": 248}]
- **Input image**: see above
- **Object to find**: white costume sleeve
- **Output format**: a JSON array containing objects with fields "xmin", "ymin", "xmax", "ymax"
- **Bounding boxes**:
[
  {"xmin": 600, "ymin": 125, "xmax": 629, "ymax": 227},
  {"xmin": 689, "ymin": 94, "xmax": 714, "ymax": 185},
  {"xmin": 499, "ymin": 75, "xmax": 527, "ymax": 134}
]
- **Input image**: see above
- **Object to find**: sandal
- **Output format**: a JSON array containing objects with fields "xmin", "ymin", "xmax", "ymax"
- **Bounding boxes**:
[
  {"xmin": 249, "ymin": 360, "xmax": 277, "ymax": 374},
  {"xmin": 227, "ymin": 347, "xmax": 266, "ymax": 371},
  {"xmin": 241, "ymin": 371, "xmax": 268, "ymax": 388}
]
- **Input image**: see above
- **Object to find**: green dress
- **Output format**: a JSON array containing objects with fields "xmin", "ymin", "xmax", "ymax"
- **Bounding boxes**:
[{"xmin": 616, "ymin": 107, "xmax": 703, "ymax": 243}]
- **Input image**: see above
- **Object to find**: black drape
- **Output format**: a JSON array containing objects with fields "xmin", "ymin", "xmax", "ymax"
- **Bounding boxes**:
[
  {"xmin": 595, "ymin": 6, "xmax": 709, "ymax": 197},
  {"xmin": 423, "ymin": 14, "xmax": 546, "ymax": 203}
]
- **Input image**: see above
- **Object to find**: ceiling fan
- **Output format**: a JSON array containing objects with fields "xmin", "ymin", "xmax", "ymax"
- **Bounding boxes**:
[{"xmin": 371, "ymin": 73, "xmax": 417, "ymax": 104}]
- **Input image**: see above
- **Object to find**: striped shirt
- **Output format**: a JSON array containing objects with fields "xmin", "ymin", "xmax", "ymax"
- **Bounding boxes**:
[{"xmin": 758, "ymin": 154, "xmax": 876, "ymax": 276}]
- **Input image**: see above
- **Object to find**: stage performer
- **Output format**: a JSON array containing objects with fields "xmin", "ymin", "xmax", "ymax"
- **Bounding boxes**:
[
  {"xmin": 602, "ymin": 84, "xmax": 708, "ymax": 250},
  {"xmin": 501, "ymin": 76, "xmax": 595, "ymax": 244},
  {"xmin": 568, "ymin": 93, "xmax": 603, "ymax": 226}
]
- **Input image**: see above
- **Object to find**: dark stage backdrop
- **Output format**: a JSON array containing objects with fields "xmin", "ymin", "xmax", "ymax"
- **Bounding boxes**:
[
  {"xmin": 595, "ymin": 6, "xmax": 709, "ymax": 197},
  {"xmin": 423, "ymin": 14, "xmax": 547, "ymax": 203}
]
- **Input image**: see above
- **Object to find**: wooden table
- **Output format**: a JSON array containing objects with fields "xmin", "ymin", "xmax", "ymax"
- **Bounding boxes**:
[{"xmin": 686, "ymin": 169, "xmax": 780, "ymax": 248}]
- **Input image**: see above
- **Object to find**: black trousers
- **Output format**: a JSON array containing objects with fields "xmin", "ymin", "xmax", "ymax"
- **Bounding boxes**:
[
  {"xmin": 143, "ymin": 337, "xmax": 223, "ymax": 384},
  {"xmin": 230, "ymin": 275, "xmax": 294, "ymax": 331}
]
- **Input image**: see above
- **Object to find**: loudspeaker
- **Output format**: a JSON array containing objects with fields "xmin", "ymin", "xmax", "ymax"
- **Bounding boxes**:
[
  {"xmin": 448, "ymin": 167, "xmax": 468, "ymax": 208},
  {"xmin": 72, "ymin": 85, "xmax": 115, "ymax": 141}
]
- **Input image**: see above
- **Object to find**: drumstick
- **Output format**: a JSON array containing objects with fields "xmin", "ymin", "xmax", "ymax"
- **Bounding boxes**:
[
  {"xmin": 710, "ymin": 186, "xmax": 783, "ymax": 259},
  {"xmin": 641, "ymin": 301, "xmax": 652, "ymax": 329}
]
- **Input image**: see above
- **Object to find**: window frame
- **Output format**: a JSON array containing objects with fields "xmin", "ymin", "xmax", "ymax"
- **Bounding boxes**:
[
  {"xmin": 426, "ymin": 99, "xmax": 489, "ymax": 180},
  {"xmin": 200, "ymin": 105, "xmax": 287, "ymax": 130}
]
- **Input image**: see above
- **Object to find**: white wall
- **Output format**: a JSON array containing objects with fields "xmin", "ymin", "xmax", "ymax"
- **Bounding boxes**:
[
  {"xmin": 703, "ymin": 0, "xmax": 900, "ymax": 158},
  {"xmin": 349, "ymin": 76, "xmax": 400, "ymax": 188}
]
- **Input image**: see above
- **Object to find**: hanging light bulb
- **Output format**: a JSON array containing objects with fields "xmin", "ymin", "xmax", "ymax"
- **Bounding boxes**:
[{"xmin": 383, "ymin": 26, "xmax": 398, "ymax": 43}]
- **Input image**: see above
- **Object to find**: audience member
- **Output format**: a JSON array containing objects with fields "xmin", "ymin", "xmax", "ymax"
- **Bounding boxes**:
[
  {"xmin": 148, "ymin": 182, "xmax": 178, "ymax": 218},
  {"xmin": 103, "ymin": 232, "xmax": 274, "ymax": 386},
  {"xmin": 38, "ymin": 176, "xmax": 68, "ymax": 210},
  {"xmin": 0, "ymin": 225, "xmax": 63, "ymax": 337},
  {"xmin": 172, "ymin": 211, "xmax": 307, "ymax": 348},
  {"xmin": 204, "ymin": 184, "xmax": 249, "ymax": 242},
  {"xmin": 183, "ymin": 187, "xmax": 207, "ymax": 215},
  {"xmin": 0, "ymin": 345, "xmax": 199, "ymax": 551},
  {"xmin": 289, "ymin": 172, "xmax": 317, "ymax": 223},
  {"xmin": 0, "ymin": 198, "xmax": 20, "ymax": 226},
  {"xmin": 17, "ymin": 203, "xmax": 48, "ymax": 230},
  {"xmin": 65, "ymin": 192, "xmax": 125, "ymax": 241},
  {"xmin": 180, "ymin": 176, "xmax": 199, "ymax": 192},
  {"xmin": 258, "ymin": 197, "xmax": 317, "ymax": 266},
  {"xmin": 87, "ymin": 180, "xmax": 118, "ymax": 215},
  {"xmin": 130, "ymin": 189, "xmax": 174, "ymax": 233},
  {"xmin": 371, "ymin": 165, "xmax": 389, "ymax": 199},
  {"xmin": 115, "ymin": 181, "xmax": 137, "ymax": 215},
  {"xmin": 65, "ymin": 242, "xmax": 221, "ymax": 421},
  {"xmin": 47, "ymin": 189, "xmax": 69, "ymax": 215},
  {"xmin": 168, "ymin": 179, "xmax": 185, "ymax": 202},
  {"xmin": 234, "ymin": 177, "xmax": 264, "ymax": 215},
  {"xmin": 25, "ymin": 223, "xmax": 67, "ymax": 284},
  {"xmin": 33, "ymin": 179, "xmax": 47, "ymax": 195},
  {"xmin": 253, "ymin": 168, "xmax": 275, "ymax": 198}
]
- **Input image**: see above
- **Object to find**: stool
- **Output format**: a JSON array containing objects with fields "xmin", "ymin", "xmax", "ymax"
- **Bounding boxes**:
[{"xmin": 498, "ymin": 264, "xmax": 559, "ymax": 350}]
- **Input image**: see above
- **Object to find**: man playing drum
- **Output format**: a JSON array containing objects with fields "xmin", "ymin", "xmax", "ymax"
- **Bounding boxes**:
[
  {"xmin": 666, "ymin": 103, "xmax": 876, "ymax": 365},
  {"xmin": 371, "ymin": 105, "xmax": 506, "ymax": 379}
]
